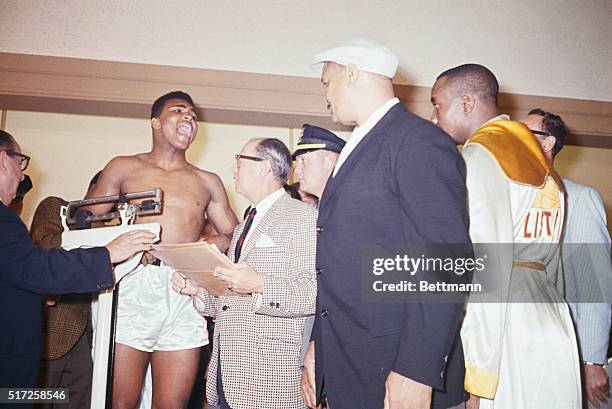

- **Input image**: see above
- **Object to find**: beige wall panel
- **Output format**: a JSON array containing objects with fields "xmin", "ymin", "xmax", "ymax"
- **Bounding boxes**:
[{"xmin": 6, "ymin": 111, "xmax": 291, "ymax": 227}]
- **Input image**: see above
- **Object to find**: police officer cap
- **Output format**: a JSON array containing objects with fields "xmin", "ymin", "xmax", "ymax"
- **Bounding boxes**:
[{"xmin": 292, "ymin": 124, "xmax": 346, "ymax": 159}]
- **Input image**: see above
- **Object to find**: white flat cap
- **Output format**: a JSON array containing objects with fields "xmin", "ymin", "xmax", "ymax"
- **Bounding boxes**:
[{"xmin": 311, "ymin": 38, "xmax": 399, "ymax": 79}]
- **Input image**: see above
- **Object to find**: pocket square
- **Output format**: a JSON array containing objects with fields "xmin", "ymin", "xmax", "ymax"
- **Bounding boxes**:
[{"xmin": 255, "ymin": 233, "xmax": 276, "ymax": 248}]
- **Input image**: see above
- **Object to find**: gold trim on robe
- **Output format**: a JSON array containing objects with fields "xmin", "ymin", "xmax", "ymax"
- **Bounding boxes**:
[
  {"xmin": 465, "ymin": 363, "xmax": 499, "ymax": 400},
  {"xmin": 465, "ymin": 120, "xmax": 564, "ymax": 192}
]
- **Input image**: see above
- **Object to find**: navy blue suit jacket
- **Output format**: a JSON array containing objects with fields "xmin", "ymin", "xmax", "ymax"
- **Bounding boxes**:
[
  {"xmin": 313, "ymin": 103, "xmax": 471, "ymax": 408},
  {"xmin": 0, "ymin": 202, "xmax": 113, "ymax": 389}
]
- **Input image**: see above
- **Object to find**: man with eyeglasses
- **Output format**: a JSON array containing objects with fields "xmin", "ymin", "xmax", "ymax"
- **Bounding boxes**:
[
  {"xmin": 430, "ymin": 64, "xmax": 581, "ymax": 409},
  {"xmin": 0, "ymin": 129, "xmax": 157, "ymax": 394},
  {"xmin": 172, "ymin": 138, "xmax": 317, "ymax": 409},
  {"xmin": 523, "ymin": 109, "xmax": 611, "ymax": 409},
  {"xmin": 83, "ymin": 91, "xmax": 239, "ymax": 409}
]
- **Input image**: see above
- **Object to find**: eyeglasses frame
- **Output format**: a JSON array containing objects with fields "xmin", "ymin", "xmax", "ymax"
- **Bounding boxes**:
[
  {"xmin": 234, "ymin": 154, "xmax": 264, "ymax": 163},
  {"xmin": 2, "ymin": 149, "xmax": 31, "ymax": 171},
  {"xmin": 530, "ymin": 129, "xmax": 551, "ymax": 137}
]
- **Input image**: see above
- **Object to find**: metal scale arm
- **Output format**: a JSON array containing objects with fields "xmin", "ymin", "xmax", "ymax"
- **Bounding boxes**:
[{"xmin": 63, "ymin": 188, "xmax": 162, "ymax": 227}]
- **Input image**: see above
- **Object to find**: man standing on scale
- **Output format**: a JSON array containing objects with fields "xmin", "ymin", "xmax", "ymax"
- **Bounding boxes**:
[{"xmin": 86, "ymin": 91, "xmax": 238, "ymax": 409}]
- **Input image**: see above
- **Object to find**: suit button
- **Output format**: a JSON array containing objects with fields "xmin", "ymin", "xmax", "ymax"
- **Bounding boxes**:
[
  {"xmin": 276, "ymin": 302, "xmax": 280, "ymax": 308},
  {"xmin": 316, "ymin": 268, "xmax": 322, "ymax": 275},
  {"xmin": 270, "ymin": 302, "xmax": 275, "ymax": 307},
  {"xmin": 321, "ymin": 309, "xmax": 328, "ymax": 317},
  {"xmin": 316, "ymin": 226, "xmax": 324, "ymax": 233},
  {"xmin": 222, "ymin": 305, "xmax": 229, "ymax": 311}
]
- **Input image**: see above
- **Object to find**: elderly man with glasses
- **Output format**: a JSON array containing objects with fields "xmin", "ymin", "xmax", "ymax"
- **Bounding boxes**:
[
  {"xmin": 0, "ymin": 129, "xmax": 156, "ymax": 395},
  {"xmin": 172, "ymin": 138, "xmax": 317, "ymax": 409}
]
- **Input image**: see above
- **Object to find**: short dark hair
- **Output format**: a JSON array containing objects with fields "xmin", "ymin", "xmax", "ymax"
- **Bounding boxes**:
[
  {"xmin": 528, "ymin": 108, "xmax": 569, "ymax": 156},
  {"xmin": 150, "ymin": 91, "xmax": 195, "ymax": 119},
  {"xmin": 0, "ymin": 129, "xmax": 15, "ymax": 150},
  {"xmin": 254, "ymin": 138, "xmax": 292, "ymax": 183},
  {"xmin": 437, "ymin": 64, "xmax": 499, "ymax": 106}
]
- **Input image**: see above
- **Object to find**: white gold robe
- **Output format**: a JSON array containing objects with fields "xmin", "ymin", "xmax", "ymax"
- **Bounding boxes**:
[{"xmin": 461, "ymin": 119, "xmax": 581, "ymax": 409}]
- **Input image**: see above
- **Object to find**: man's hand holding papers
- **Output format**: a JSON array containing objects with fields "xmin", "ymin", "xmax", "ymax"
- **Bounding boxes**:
[
  {"xmin": 213, "ymin": 263, "xmax": 264, "ymax": 294},
  {"xmin": 150, "ymin": 241, "xmax": 242, "ymax": 296}
]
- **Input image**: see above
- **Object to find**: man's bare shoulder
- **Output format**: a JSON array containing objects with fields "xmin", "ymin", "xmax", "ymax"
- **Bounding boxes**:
[
  {"xmin": 188, "ymin": 165, "xmax": 225, "ymax": 190},
  {"xmin": 103, "ymin": 154, "xmax": 152, "ymax": 176}
]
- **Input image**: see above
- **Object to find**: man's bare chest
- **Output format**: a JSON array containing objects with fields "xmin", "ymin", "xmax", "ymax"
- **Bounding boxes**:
[{"xmin": 120, "ymin": 167, "xmax": 212, "ymax": 213}]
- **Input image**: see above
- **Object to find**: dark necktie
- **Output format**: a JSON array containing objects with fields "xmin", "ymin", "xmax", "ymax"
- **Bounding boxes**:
[{"xmin": 234, "ymin": 207, "xmax": 257, "ymax": 262}]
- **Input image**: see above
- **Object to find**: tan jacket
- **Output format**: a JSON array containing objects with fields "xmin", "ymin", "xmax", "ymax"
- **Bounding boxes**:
[{"xmin": 30, "ymin": 196, "xmax": 91, "ymax": 360}]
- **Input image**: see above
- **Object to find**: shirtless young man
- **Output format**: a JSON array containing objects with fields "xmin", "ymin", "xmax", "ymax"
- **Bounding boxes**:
[{"xmin": 86, "ymin": 91, "xmax": 238, "ymax": 409}]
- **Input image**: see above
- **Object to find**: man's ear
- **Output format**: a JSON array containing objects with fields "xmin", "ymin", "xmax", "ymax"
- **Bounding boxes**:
[
  {"xmin": 260, "ymin": 159, "xmax": 272, "ymax": 177},
  {"xmin": 151, "ymin": 118, "xmax": 161, "ymax": 130},
  {"xmin": 346, "ymin": 64, "xmax": 359, "ymax": 87},
  {"xmin": 0, "ymin": 151, "xmax": 9, "ymax": 176},
  {"xmin": 462, "ymin": 93, "xmax": 476, "ymax": 114},
  {"xmin": 542, "ymin": 135, "xmax": 556, "ymax": 154}
]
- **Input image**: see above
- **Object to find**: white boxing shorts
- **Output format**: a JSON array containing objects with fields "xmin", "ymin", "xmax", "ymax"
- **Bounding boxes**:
[{"xmin": 115, "ymin": 264, "xmax": 207, "ymax": 352}]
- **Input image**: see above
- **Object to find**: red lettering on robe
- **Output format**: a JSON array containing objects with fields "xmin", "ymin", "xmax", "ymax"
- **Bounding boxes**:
[
  {"xmin": 523, "ymin": 212, "xmax": 532, "ymax": 238},
  {"xmin": 542, "ymin": 210, "xmax": 552, "ymax": 236}
]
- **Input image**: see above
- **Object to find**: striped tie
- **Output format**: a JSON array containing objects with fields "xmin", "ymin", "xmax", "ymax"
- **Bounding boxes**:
[{"xmin": 234, "ymin": 207, "xmax": 257, "ymax": 262}]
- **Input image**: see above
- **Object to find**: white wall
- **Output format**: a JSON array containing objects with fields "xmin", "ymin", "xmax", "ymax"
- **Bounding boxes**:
[{"xmin": 1, "ymin": 0, "xmax": 611, "ymax": 101}]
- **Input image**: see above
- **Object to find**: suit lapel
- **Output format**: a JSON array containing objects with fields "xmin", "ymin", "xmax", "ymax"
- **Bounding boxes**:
[
  {"xmin": 237, "ymin": 193, "xmax": 288, "ymax": 262},
  {"xmin": 319, "ymin": 103, "xmax": 404, "ymax": 215}
]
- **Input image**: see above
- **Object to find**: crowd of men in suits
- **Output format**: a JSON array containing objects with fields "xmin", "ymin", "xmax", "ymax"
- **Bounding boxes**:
[{"xmin": 0, "ymin": 38, "xmax": 610, "ymax": 409}]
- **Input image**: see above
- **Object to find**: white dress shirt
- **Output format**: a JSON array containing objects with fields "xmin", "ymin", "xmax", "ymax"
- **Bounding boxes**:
[
  {"xmin": 332, "ymin": 97, "xmax": 400, "ymax": 177},
  {"xmin": 243, "ymin": 188, "xmax": 285, "ymax": 245}
]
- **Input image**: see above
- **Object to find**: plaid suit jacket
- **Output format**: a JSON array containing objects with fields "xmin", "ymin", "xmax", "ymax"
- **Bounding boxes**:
[
  {"xmin": 193, "ymin": 193, "xmax": 317, "ymax": 409},
  {"xmin": 30, "ymin": 196, "xmax": 91, "ymax": 360}
]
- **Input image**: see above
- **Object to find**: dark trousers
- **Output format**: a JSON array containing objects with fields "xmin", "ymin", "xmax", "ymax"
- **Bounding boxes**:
[
  {"xmin": 0, "ymin": 353, "xmax": 39, "ymax": 409},
  {"xmin": 35, "ymin": 332, "xmax": 92, "ymax": 409}
]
